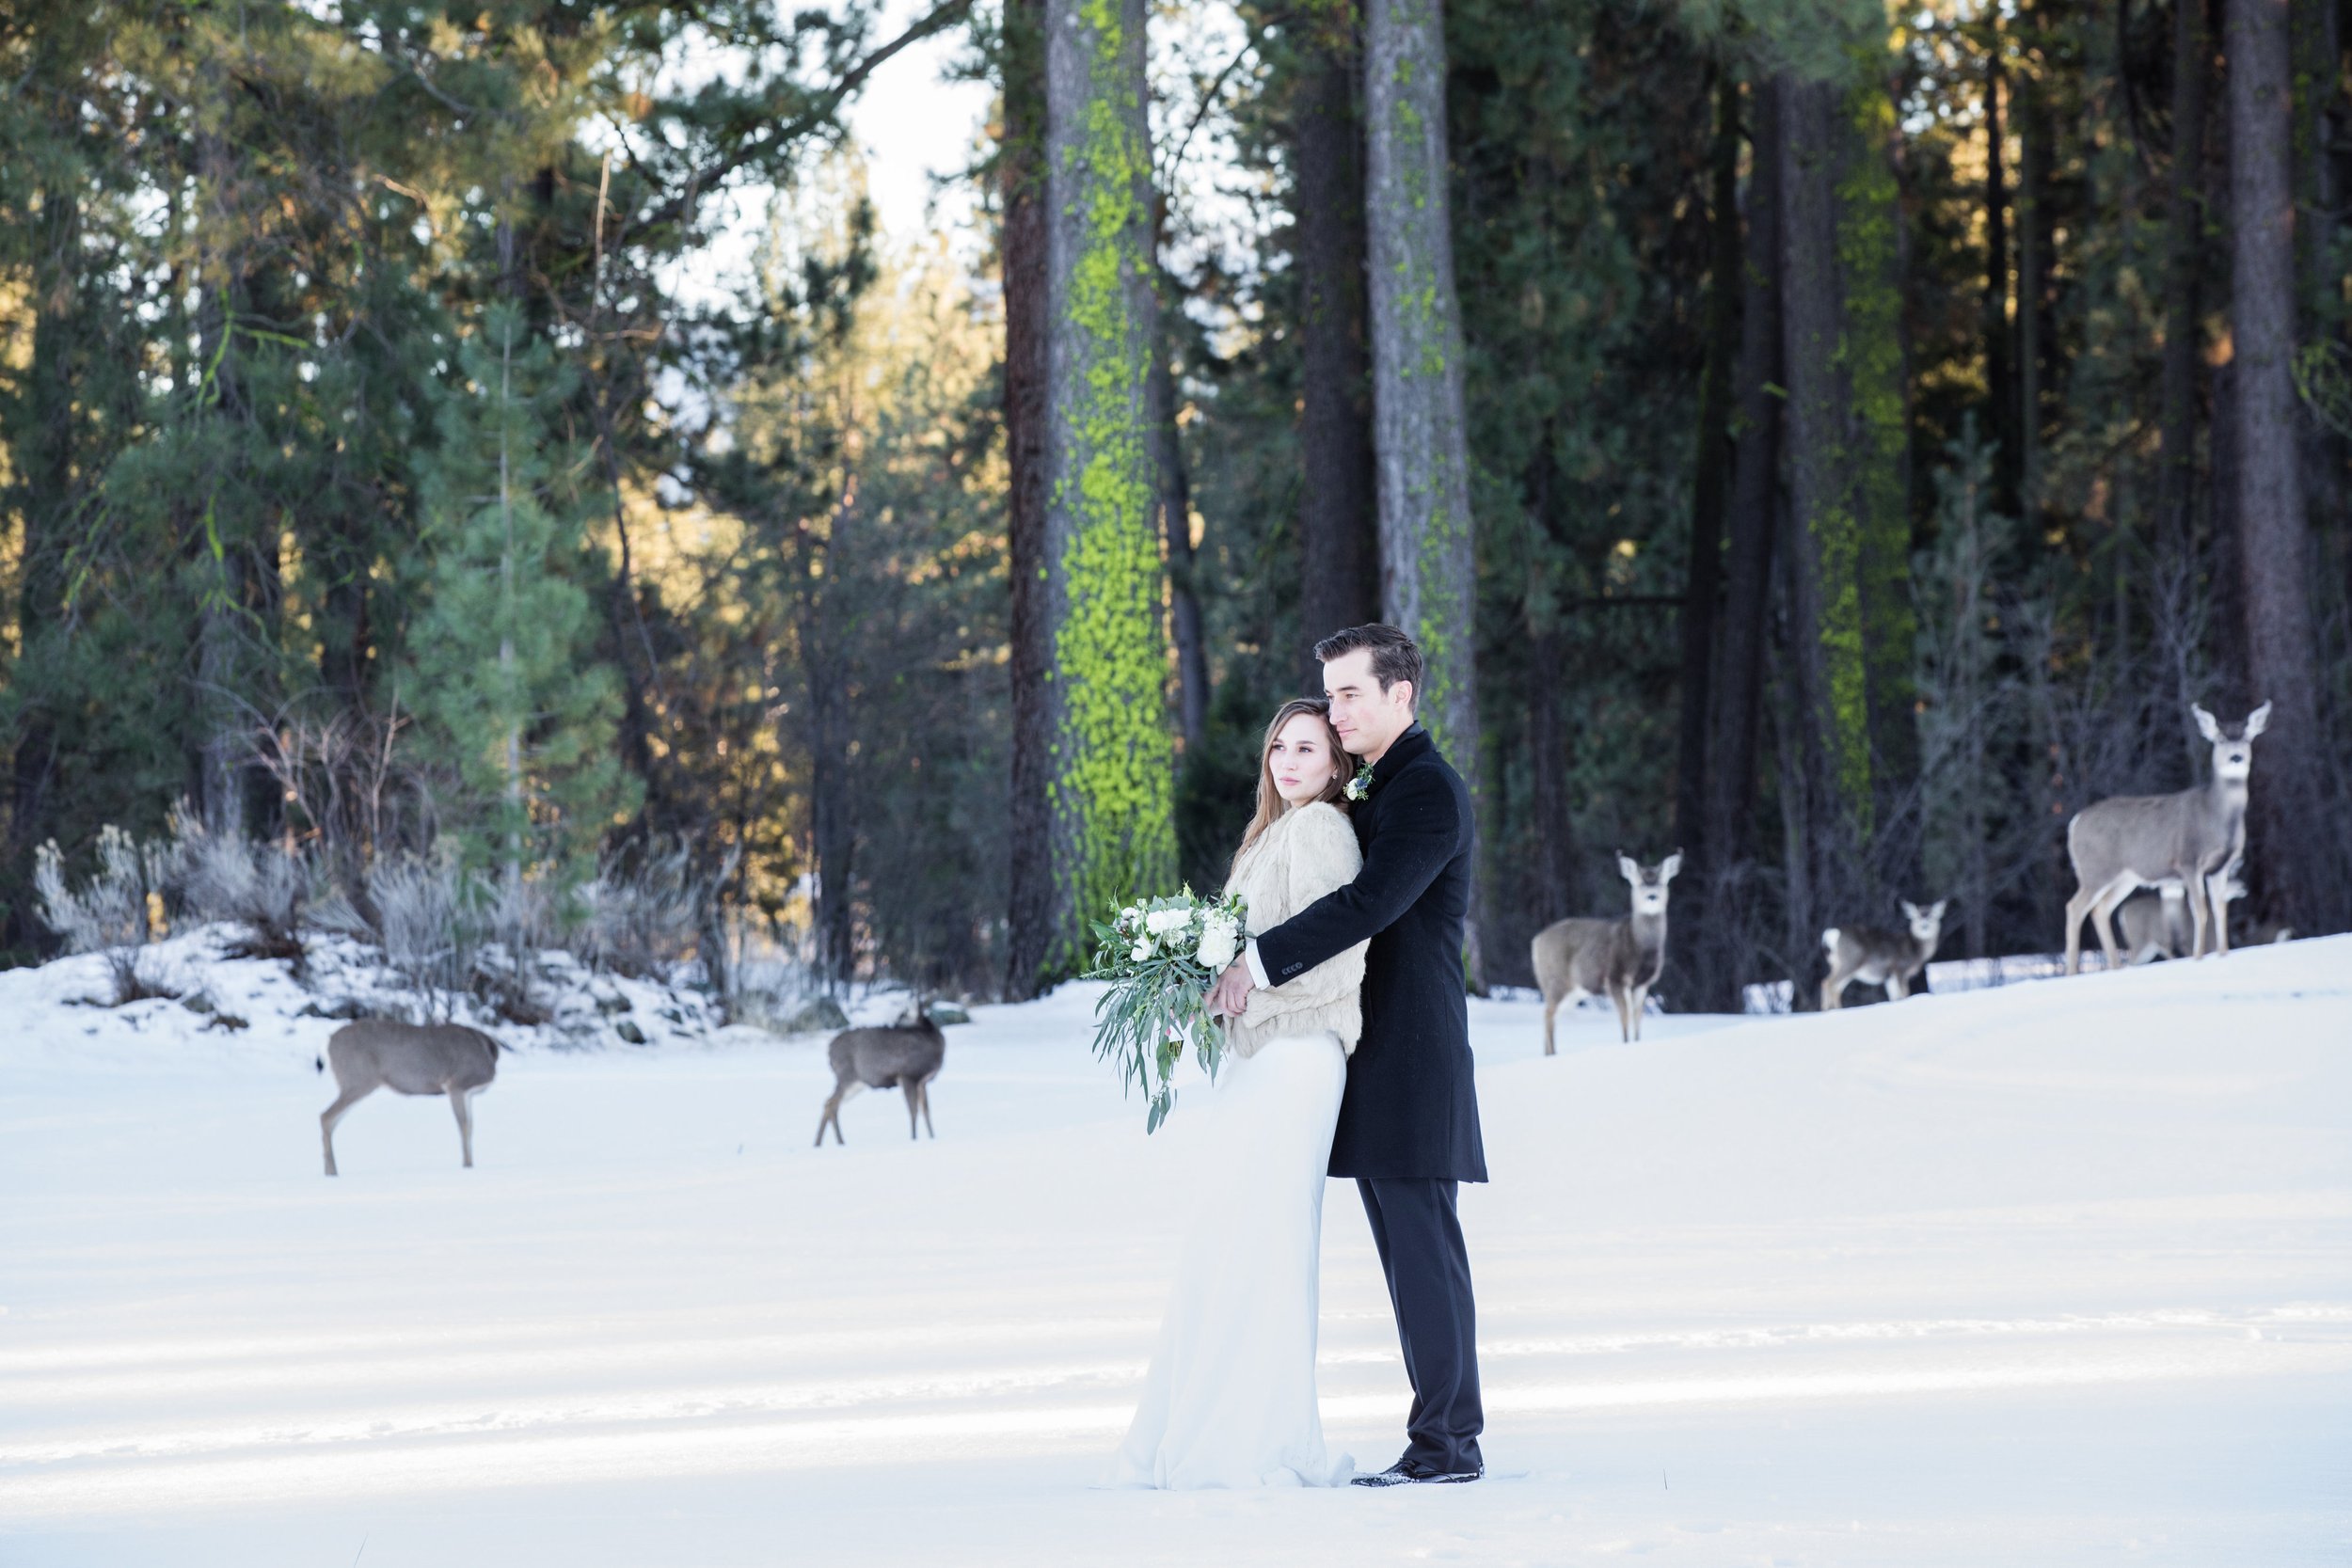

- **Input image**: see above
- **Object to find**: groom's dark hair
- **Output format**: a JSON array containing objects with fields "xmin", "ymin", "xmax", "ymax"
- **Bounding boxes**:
[{"xmin": 1313, "ymin": 623, "xmax": 1422, "ymax": 703}]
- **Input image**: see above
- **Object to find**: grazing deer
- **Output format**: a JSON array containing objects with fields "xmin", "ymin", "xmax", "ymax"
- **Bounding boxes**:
[
  {"xmin": 1821, "ymin": 899, "xmax": 1947, "ymax": 1009},
  {"xmin": 317, "ymin": 1021, "xmax": 502, "ymax": 1177},
  {"xmin": 815, "ymin": 1011, "xmax": 945, "ymax": 1147},
  {"xmin": 1531, "ymin": 852, "xmax": 1681, "ymax": 1051},
  {"xmin": 2063, "ymin": 702, "xmax": 2269, "ymax": 974}
]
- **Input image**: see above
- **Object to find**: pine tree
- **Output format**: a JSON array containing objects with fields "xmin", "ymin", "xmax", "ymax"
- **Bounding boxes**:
[{"xmin": 407, "ymin": 302, "xmax": 635, "ymax": 886}]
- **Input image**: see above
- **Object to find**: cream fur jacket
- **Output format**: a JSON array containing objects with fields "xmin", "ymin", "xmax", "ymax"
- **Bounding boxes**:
[{"xmin": 1223, "ymin": 800, "xmax": 1368, "ymax": 1058}]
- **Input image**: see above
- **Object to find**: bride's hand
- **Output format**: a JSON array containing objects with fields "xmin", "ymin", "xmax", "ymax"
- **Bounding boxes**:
[{"xmin": 1206, "ymin": 958, "xmax": 1255, "ymax": 1020}]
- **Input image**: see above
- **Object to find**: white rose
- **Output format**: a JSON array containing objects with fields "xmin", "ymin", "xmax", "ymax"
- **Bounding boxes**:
[
  {"xmin": 1131, "ymin": 939, "xmax": 1152, "ymax": 962},
  {"xmin": 1145, "ymin": 907, "xmax": 1189, "ymax": 937},
  {"xmin": 1195, "ymin": 916, "xmax": 1238, "ymax": 973}
]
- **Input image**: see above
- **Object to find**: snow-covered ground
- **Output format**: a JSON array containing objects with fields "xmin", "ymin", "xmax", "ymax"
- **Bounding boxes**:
[{"xmin": 3, "ymin": 932, "xmax": 2348, "ymax": 1565}]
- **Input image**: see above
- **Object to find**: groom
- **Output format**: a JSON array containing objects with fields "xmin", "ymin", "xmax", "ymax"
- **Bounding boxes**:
[{"xmin": 1208, "ymin": 622, "xmax": 1486, "ymax": 1486}]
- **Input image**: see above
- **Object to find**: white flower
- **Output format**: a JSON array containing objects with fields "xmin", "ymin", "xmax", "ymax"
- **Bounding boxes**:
[
  {"xmin": 1145, "ymin": 907, "xmax": 1190, "ymax": 937},
  {"xmin": 1130, "ymin": 939, "xmax": 1152, "ymax": 962},
  {"xmin": 1195, "ymin": 915, "xmax": 1239, "ymax": 972},
  {"xmin": 1343, "ymin": 774, "xmax": 1370, "ymax": 801}
]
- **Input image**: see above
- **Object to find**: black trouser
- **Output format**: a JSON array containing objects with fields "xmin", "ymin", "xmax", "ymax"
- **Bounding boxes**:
[{"xmin": 1357, "ymin": 1177, "xmax": 1484, "ymax": 1472}]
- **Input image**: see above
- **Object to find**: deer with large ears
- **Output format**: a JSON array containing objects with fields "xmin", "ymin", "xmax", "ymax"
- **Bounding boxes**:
[
  {"xmin": 1531, "ymin": 852, "xmax": 1681, "ymax": 1049},
  {"xmin": 2063, "ymin": 702, "xmax": 2270, "ymax": 974}
]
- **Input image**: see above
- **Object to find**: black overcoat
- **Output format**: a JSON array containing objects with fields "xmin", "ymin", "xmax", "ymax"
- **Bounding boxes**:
[{"xmin": 1253, "ymin": 724, "xmax": 1486, "ymax": 1182}]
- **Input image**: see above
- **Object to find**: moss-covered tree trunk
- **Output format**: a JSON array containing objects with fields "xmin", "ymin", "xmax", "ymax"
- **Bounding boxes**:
[
  {"xmin": 1292, "ymin": 1, "xmax": 1381, "ymax": 683},
  {"xmin": 1365, "ymin": 0, "xmax": 1483, "ymax": 984},
  {"xmin": 1773, "ymin": 58, "xmax": 1915, "ymax": 969},
  {"xmin": 1002, "ymin": 0, "xmax": 1057, "ymax": 998},
  {"xmin": 1042, "ymin": 0, "xmax": 1177, "ymax": 969},
  {"xmin": 2226, "ymin": 0, "xmax": 2332, "ymax": 934}
]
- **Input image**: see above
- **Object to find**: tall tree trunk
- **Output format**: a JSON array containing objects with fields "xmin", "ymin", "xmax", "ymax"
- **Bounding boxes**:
[
  {"xmin": 1365, "ymin": 0, "xmax": 1484, "ymax": 986},
  {"xmin": 6, "ymin": 174, "xmax": 82, "ymax": 949},
  {"xmin": 2157, "ymin": 0, "xmax": 2212, "ymax": 569},
  {"xmin": 1042, "ymin": 0, "xmax": 1178, "ymax": 967},
  {"xmin": 2228, "ymin": 0, "xmax": 2331, "ymax": 934},
  {"xmin": 2293, "ymin": 0, "xmax": 2346, "ymax": 551},
  {"xmin": 806, "ymin": 511, "xmax": 858, "ymax": 988},
  {"xmin": 1674, "ymin": 68, "xmax": 1741, "ymax": 868},
  {"xmin": 1698, "ymin": 78, "xmax": 1784, "ymax": 1013},
  {"xmin": 1147, "ymin": 268, "xmax": 1209, "ymax": 752},
  {"xmin": 1774, "ymin": 73, "xmax": 1875, "ymax": 936},
  {"xmin": 1670, "ymin": 68, "xmax": 1743, "ymax": 1008},
  {"xmin": 2016, "ymin": 11, "xmax": 2051, "ymax": 516},
  {"xmin": 1292, "ymin": 5, "xmax": 1380, "ymax": 682},
  {"xmin": 1002, "ymin": 0, "xmax": 1056, "ymax": 997},
  {"xmin": 1775, "ymin": 60, "xmax": 1915, "ymax": 936},
  {"xmin": 1523, "ymin": 436, "xmax": 1577, "ymax": 932},
  {"xmin": 1982, "ymin": 16, "xmax": 2016, "ymax": 505}
]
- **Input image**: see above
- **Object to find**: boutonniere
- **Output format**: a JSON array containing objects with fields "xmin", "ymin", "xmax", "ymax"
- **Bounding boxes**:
[{"xmin": 1343, "ymin": 760, "xmax": 1375, "ymax": 802}]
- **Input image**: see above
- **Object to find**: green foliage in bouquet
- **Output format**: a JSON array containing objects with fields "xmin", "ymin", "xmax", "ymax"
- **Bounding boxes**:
[{"xmin": 1084, "ymin": 888, "xmax": 1248, "ymax": 1132}]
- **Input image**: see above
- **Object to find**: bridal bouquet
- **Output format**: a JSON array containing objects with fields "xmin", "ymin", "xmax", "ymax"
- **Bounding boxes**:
[{"xmin": 1084, "ymin": 889, "xmax": 1248, "ymax": 1133}]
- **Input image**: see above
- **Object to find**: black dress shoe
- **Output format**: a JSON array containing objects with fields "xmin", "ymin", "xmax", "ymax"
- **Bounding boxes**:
[{"xmin": 1350, "ymin": 1456, "xmax": 1485, "ymax": 1487}]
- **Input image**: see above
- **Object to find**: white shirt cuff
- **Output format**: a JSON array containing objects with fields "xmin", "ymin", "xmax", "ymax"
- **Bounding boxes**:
[{"xmin": 1244, "ymin": 939, "xmax": 1269, "ymax": 990}]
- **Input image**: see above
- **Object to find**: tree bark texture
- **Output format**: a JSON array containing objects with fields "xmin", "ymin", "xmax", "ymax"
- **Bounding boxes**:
[
  {"xmin": 1365, "ymin": 0, "xmax": 1483, "ymax": 984},
  {"xmin": 2157, "ymin": 0, "xmax": 2212, "ymax": 569},
  {"xmin": 2226, "ymin": 0, "xmax": 2332, "ymax": 934},
  {"xmin": 1292, "ymin": 5, "xmax": 1381, "ymax": 683},
  {"xmin": 1981, "ymin": 20, "xmax": 2016, "ymax": 505},
  {"xmin": 1773, "ymin": 64, "xmax": 1915, "ymax": 936},
  {"xmin": 1002, "ymin": 0, "xmax": 1057, "ymax": 997},
  {"xmin": 6, "ymin": 173, "xmax": 82, "ymax": 948},
  {"xmin": 1042, "ymin": 0, "xmax": 1178, "ymax": 968},
  {"xmin": 1147, "ymin": 285, "xmax": 1209, "ymax": 752},
  {"xmin": 1673, "ymin": 68, "xmax": 1742, "ymax": 871},
  {"xmin": 1692, "ymin": 77, "xmax": 1784, "ymax": 1013},
  {"xmin": 1669, "ymin": 68, "xmax": 1743, "ymax": 1007}
]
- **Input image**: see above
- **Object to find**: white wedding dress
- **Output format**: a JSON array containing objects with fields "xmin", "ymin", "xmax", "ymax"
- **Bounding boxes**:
[{"xmin": 1105, "ymin": 1027, "xmax": 1355, "ymax": 1489}]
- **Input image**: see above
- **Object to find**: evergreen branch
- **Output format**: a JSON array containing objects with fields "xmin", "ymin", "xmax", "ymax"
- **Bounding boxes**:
[{"xmin": 637, "ymin": 0, "xmax": 976, "ymax": 235}]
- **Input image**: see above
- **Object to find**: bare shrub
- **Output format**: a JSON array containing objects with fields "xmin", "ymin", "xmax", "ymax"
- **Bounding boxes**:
[
  {"xmin": 369, "ymin": 854, "xmax": 479, "ymax": 1022},
  {"xmin": 102, "ymin": 947, "xmax": 181, "ymax": 1006},
  {"xmin": 167, "ymin": 807, "xmax": 309, "ymax": 964},
  {"xmin": 576, "ymin": 843, "xmax": 712, "ymax": 979},
  {"xmin": 35, "ymin": 828, "xmax": 163, "ymax": 955},
  {"xmin": 36, "ymin": 828, "xmax": 181, "ymax": 1006},
  {"xmin": 472, "ymin": 874, "xmax": 560, "ymax": 1025}
]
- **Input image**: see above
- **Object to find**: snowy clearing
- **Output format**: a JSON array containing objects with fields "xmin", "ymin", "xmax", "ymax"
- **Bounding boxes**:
[{"xmin": 3, "ymin": 933, "xmax": 2348, "ymax": 1565}]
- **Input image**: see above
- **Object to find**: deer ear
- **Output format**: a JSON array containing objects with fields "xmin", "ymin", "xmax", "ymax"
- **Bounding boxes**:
[
  {"xmin": 2244, "ymin": 700, "xmax": 2272, "ymax": 736},
  {"xmin": 1617, "ymin": 854, "xmax": 1639, "ymax": 883},
  {"xmin": 2193, "ymin": 704, "xmax": 2222, "ymax": 741},
  {"xmin": 1660, "ymin": 852, "xmax": 1682, "ymax": 880},
  {"xmin": 1901, "ymin": 900, "xmax": 1920, "ymax": 919},
  {"xmin": 1931, "ymin": 899, "xmax": 1948, "ymax": 918}
]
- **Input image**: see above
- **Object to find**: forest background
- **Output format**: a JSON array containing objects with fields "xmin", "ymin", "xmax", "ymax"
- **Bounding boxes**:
[{"xmin": 3, "ymin": 0, "xmax": 2348, "ymax": 1012}]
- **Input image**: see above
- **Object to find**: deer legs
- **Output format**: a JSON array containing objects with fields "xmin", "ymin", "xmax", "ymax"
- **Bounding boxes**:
[
  {"xmin": 319, "ymin": 1085, "xmax": 373, "ymax": 1178},
  {"xmin": 902, "ymin": 1073, "xmax": 937, "ymax": 1140},
  {"xmin": 449, "ymin": 1086, "xmax": 477, "ymax": 1168}
]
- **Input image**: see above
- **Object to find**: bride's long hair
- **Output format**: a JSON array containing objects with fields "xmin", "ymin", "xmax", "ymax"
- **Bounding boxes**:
[{"xmin": 1231, "ymin": 697, "xmax": 1352, "ymax": 878}]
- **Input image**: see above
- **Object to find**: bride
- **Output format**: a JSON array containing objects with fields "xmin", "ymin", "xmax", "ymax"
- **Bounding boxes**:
[{"xmin": 1106, "ymin": 697, "xmax": 1370, "ymax": 1489}]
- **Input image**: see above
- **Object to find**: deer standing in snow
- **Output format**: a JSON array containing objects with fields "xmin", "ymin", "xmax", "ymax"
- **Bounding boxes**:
[
  {"xmin": 1531, "ymin": 853, "xmax": 1680, "ymax": 1051},
  {"xmin": 2063, "ymin": 703, "xmax": 2269, "ymax": 974},
  {"xmin": 815, "ymin": 1011, "xmax": 946, "ymax": 1146},
  {"xmin": 1821, "ymin": 899, "xmax": 1947, "ymax": 1009},
  {"xmin": 317, "ymin": 1021, "xmax": 502, "ymax": 1177}
]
